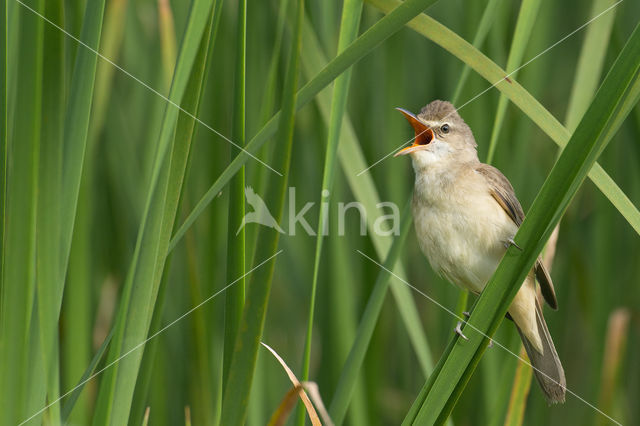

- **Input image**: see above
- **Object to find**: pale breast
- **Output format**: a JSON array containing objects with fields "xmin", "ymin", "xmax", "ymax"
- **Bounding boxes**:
[{"xmin": 412, "ymin": 169, "xmax": 517, "ymax": 293}]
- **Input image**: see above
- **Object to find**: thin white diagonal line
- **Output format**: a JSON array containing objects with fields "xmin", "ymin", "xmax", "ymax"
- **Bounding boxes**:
[
  {"xmin": 14, "ymin": 0, "xmax": 282, "ymax": 177},
  {"xmin": 357, "ymin": 249, "xmax": 622, "ymax": 426},
  {"xmin": 18, "ymin": 250, "xmax": 284, "ymax": 426},
  {"xmin": 356, "ymin": 133, "xmax": 416, "ymax": 176},
  {"xmin": 357, "ymin": 0, "xmax": 623, "ymax": 177}
]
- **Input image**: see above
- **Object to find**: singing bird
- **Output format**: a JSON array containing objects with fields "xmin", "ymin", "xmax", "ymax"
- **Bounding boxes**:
[{"xmin": 395, "ymin": 100, "xmax": 566, "ymax": 403}]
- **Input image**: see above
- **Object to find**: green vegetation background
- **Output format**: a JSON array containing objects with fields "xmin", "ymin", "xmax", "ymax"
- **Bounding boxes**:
[{"xmin": 1, "ymin": 0, "xmax": 639, "ymax": 425}]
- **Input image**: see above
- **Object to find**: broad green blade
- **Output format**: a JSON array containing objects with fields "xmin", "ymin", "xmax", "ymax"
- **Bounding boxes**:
[
  {"xmin": 59, "ymin": 0, "xmax": 107, "ymax": 277},
  {"xmin": 36, "ymin": 0, "xmax": 109, "ymax": 415},
  {"xmin": 62, "ymin": 1, "xmax": 127, "ymax": 423},
  {"xmin": 220, "ymin": 1, "xmax": 303, "ymax": 424},
  {"xmin": 223, "ymin": 0, "xmax": 245, "ymax": 390},
  {"xmin": 297, "ymin": 2, "xmax": 363, "ymax": 425},
  {"xmin": 0, "ymin": 0, "xmax": 6, "ymax": 293},
  {"xmin": 125, "ymin": 0, "xmax": 177, "ymax": 421},
  {"xmin": 0, "ymin": 1, "xmax": 43, "ymax": 423},
  {"xmin": 35, "ymin": 0, "xmax": 65, "ymax": 422},
  {"xmin": 47, "ymin": 0, "xmax": 107, "ymax": 420},
  {"xmin": 128, "ymin": 6, "xmax": 218, "ymax": 423},
  {"xmin": 92, "ymin": 1, "xmax": 215, "ymax": 423}
]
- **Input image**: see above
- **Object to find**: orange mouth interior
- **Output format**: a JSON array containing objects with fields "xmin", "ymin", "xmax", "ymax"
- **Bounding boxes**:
[
  {"xmin": 396, "ymin": 108, "xmax": 434, "ymax": 152},
  {"xmin": 413, "ymin": 126, "xmax": 433, "ymax": 146}
]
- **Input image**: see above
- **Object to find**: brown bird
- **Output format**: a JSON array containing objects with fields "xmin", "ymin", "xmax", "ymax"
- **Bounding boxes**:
[{"xmin": 395, "ymin": 100, "xmax": 566, "ymax": 404}]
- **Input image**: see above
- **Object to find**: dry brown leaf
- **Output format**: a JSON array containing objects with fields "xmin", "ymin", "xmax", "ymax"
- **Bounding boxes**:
[
  {"xmin": 261, "ymin": 342, "xmax": 322, "ymax": 426},
  {"xmin": 302, "ymin": 381, "xmax": 334, "ymax": 426}
]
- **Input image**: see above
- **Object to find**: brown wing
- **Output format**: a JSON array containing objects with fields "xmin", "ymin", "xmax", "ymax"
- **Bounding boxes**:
[
  {"xmin": 476, "ymin": 164, "xmax": 558, "ymax": 310},
  {"xmin": 534, "ymin": 259, "xmax": 557, "ymax": 310}
]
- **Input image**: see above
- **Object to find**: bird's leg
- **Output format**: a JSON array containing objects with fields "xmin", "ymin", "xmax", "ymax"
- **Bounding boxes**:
[
  {"xmin": 455, "ymin": 321, "xmax": 468, "ymax": 340},
  {"xmin": 459, "ymin": 312, "xmax": 493, "ymax": 347},
  {"xmin": 504, "ymin": 237, "xmax": 522, "ymax": 251}
]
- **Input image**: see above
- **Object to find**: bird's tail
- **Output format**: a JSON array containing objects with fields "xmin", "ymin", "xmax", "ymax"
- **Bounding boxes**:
[{"xmin": 516, "ymin": 300, "xmax": 566, "ymax": 404}]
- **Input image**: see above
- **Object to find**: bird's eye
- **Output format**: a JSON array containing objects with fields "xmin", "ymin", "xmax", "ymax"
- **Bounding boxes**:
[{"xmin": 441, "ymin": 124, "xmax": 450, "ymax": 134}]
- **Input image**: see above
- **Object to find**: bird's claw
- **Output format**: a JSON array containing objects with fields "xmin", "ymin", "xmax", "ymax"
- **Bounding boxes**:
[
  {"xmin": 504, "ymin": 238, "xmax": 522, "ymax": 251},
  {"xmin": 455, "ymin": 321, "xmax": 468, "ymax": 341},
  {"xmin": 462, "ymin": 311, "xmax": 470, "ymax": 319},
  {"xmin": 488, "ymin": 339, "xmax": 494, "ymax": 348}
]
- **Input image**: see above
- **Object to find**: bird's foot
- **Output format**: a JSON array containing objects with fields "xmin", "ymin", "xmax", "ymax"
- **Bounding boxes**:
[
  {"xmin": 488, "ymin": 339, "xmax": 493, "ymax": 348},
  {"xmin": 462, "ymin": 311, "xmax": 470, "ymax": 319},
  {"xmin": 455, "ymin": 321, "xmax": 468, "ymax": 341},
  {"xmin": 504, "ymin": 237, "xmax": 522, "ymax": 251}
]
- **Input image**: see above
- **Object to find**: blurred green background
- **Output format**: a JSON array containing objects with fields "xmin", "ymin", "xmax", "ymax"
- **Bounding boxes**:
[{"xmin": 1, "ymin": 0, "xmax": 639, "ymax": 425}]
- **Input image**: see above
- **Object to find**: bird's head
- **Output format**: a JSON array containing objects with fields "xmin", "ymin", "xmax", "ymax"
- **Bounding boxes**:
[{"xmin": 394, "ymin": 100, "xmax": 478, "ymax": 170}]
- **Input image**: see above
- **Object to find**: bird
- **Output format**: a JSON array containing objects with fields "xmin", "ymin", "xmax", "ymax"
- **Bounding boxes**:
[
  {"xmin": 394, "ymin": 100, "xmax": 566, "ymax": 404},
  {"xmin": 237, "ymin": 186, "xmax": 284, "ymax": 235}
]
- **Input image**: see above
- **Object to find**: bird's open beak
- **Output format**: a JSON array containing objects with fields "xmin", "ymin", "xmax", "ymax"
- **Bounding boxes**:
[{"xmin": 394, "ymin": 108, "xmax": 434, "ymax": 157}]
